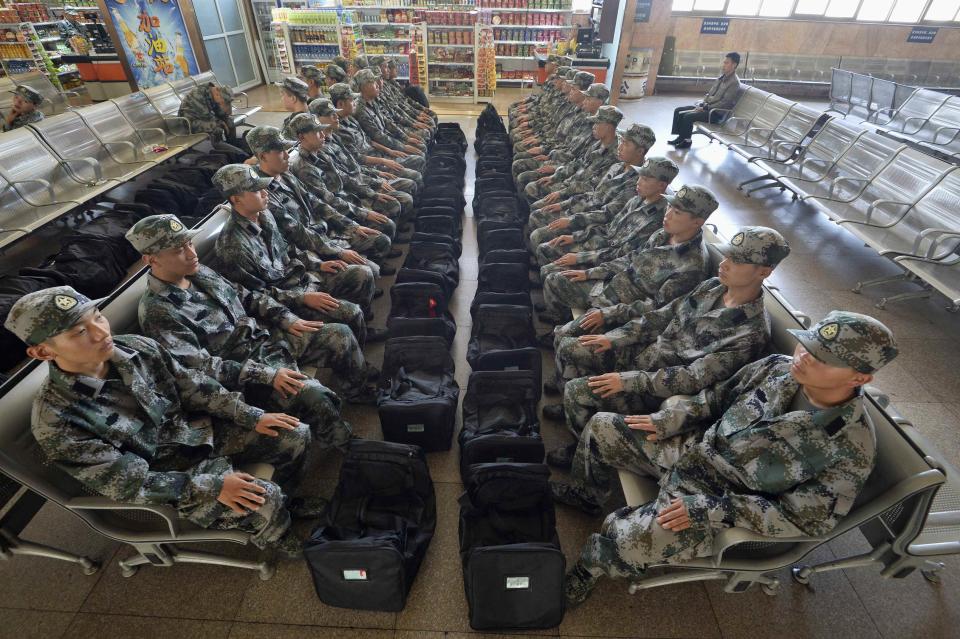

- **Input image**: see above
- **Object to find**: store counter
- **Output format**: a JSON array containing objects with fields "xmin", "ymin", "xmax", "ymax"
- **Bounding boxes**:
[{"xmin": 535, "ymin": 53, "xmax": 609, "ymax": 84}]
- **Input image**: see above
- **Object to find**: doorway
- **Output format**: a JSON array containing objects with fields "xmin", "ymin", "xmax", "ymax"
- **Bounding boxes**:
[{"xmin": 194, "ymin": 0, "xmax": 262, "ymax": 90}]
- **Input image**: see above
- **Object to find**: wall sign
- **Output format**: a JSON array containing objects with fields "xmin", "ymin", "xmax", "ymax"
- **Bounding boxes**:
[
  {"xmin": 104, "ymin": 0, "xmax": 200, "ymax": 89},
  {"xmin": 700, "ymin": 18, "xmax": 730, "ymax": 35},
  {"xmin": 907, "ymin": 27, "xmax": 938, "ymax": 43},
  {"xmin": 634, "ymin": 0, "xmax": 652, "ymax": 23}
]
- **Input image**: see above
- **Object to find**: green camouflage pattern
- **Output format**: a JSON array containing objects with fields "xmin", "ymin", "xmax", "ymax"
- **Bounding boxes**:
[
  {"xmin": 2, "ymin": 108, "xmax": 42, "ymax": 132},
  {"xmin": 582, "ymin": 83, "xmax": 610, "ymax": 100},
  {"xmin": 247, "ymin": 125, "xmax": 297, "ymax": 156},
  {"xmin": 12, "ymin": 85, "xmax": 42, "ymax": 105},
  {"xmin": 125, "ymin": 214, "xmax": 196, "ymax": 255},
  {"xmin": 177, "ymin": 84, "xmax": 232, "ymax": 142},
  {"xmin": 668, "ymin": 184, "xmax": 719, "ymax": 219},
  {"xmin": 586, "ymin": 105, "xmax": 624, "ymax": 126},
  {"xmin": 284, "ymin": 112, "xmax": 329, "ymax": 139},
  {"xmin": 635, "ymin": 155, "xmax": 678, "ymax": 182},
  {"xmin": 212, "ymin": 163, "xmax": 273, "ymax": 197},
  {"xmin": 4, "ymin": 285, "xmax": 98, "ymax": 345},
  {"xmin": 328, "ymin": 82, "xmax": 361, "ymax": 105},
  {"xmin": 326, "ymin": 64, "xmax": 347, "ymax": 82},
  {"xmin": 788, "ymin": 311, "xmax": 898, "ymax": 373},
  {"xmin": 281, "ymin": 76, "xmax": 309, "ymax": 101}
]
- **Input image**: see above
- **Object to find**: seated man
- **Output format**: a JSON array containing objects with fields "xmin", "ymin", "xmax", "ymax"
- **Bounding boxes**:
[
  {"xmin": 353, "ymin": 69, "xmax": 426, "ymax": 173},
  {"xmin": 557, "ymin": 310, "xmax": 898, "ymax": 606},
  {"xmin": 539, "ymin": 185, "xmax": 717, "ymax": 329},
  {"xmin": 509, "ymin": 54, "xmax": 560, "ymax": 122},
  {"xmin": 668, "ymin": 52, "xmax": 743, "ymax": 149},
  {"xmin": 300, "ymin": 65, "xmax": 325, "ymax": 100},
  {"xmin": 382, "ymin": 57, "xmax": 436, "ymax": 124},
  {"xmin": 546, "ymin": 227, "xmax": 790, "ymax": 465},
  {"xmin": 5, "ymin": 286, "xmax": 320, "ymax": 557},
  {"xmin": 178, "ymin": 81, "xmax": 248, "ymax": 158},
  {"xmin": 325, "ymin": 61, "xmax": 348, "ymax": 88},
  {"xmin": 279, "ymin": 76, "xmax": 310, "ymax": 129},
  {"xmin": 212, "ymin": 163, "xmax": 382, "ymax": 345},
  {"xmin": 130, "ymin": 214, "xmax": 377, "ymax": 414},
  {"xmin": 3, "ymin": 86, "xmax": 44, "ymax": 131},
  {"xmin": 531, "ymin": 150, "xmax": 668, "ymax": 269},
  {"xmin": 369, "ymin": 56, "xmax": 433, "ymax": 141}
]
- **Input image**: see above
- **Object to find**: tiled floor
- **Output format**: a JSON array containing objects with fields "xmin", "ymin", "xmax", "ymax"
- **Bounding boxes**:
[{"xmin": 1, "ymin": 88, "xmax": 958, "ymax": 639}]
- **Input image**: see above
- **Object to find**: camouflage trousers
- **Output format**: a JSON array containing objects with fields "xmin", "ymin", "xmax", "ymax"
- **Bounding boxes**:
[
  {"xmin": 295, "ymin": 280, "xmax": 367, "ymax": 347},
  {"xmin": 517, "ymin": 170, "xmax": 553, "ymax": 195},
  {"xmin": 527, "ymin": 206, "xmax": 564, "ymax": 235},
  {"xmin": 354, "ymin": 210, "xmax": 398, "ymax": 240},
  {"xmin": 374, "ymin": 150, "xmax": 425, "ymax": 176},
  {"xmin": 337, "ymin": 225, "xmax": 392, "ymax": 262},
  {"xmin": 311, "ymin": 263, "xmax": 376, "ymax": 313},
  {"xmin": 248, "ymin": 379, "xmax": 351, "ymax": 451},
  {"xmin": 554, "ymin": 330, "xmax": 632, "ymax": 385},
  {"xmin": 572, "ymin": 412, "xmax": 713, "ymax": 578},
  {"xmin": 286, "ymin": 321, "xmax": 371, "ymax": 402},
  {"xmin": 179, "ymin": 422, "xmax": 312, "ymax": 548},
  {"xmin": 512, "ymin": 157, "xmax": 541, "ymax": 180},
  {"xmin": 561, "ymin": 375, "xmax": 658, "ymax": 439},
  {"xmin": 542, "ymin": 273, "xmax": 610, "ymax": 323}
]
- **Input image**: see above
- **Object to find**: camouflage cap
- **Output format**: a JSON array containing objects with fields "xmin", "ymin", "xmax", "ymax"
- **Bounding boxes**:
[
  {"xmin": 716, "ymin": 226, "xmax": 790, "ymax": 267},
  {"xmin": 328, "ymin": 82, "xmax": 361, "ymax": 105},
  {"xmin": 572, "ymin": 70, "xmax": 594, "ymax": 90},
  {"xmin": 246, "ymin": 125, "xmax": 296, "ymax": 155},
  {"xmin": 547, "ymin": 54, "xmax": 562, "ymax": 64},
  {"xmin": 284, "ymin": 112, "xmax": 330, "ymax": 139},
  {"xmin": 386, "ymin": 57, "xmax": 398, "ymax": 68},
  {"xmin": 667, "ymin": 184, "xmax": 719, "ymax": 219},
  {"xmin": 281, "ymin": 76, "xmax": 309, "ymax": 101},
  {"xmin": 353, "ymin": 55, "xmax": 369, "ymax": 69},
  {"xmin": 370, "ymin": 65, "xmax": 383, "ymax": 78},
  {"xmin": 586, "ymin": 104, "xmax": 623, "ymax": 126},
  {"xmin": 556, "ymin": 66, "xmax": 571, "ymax": 78},
  {"xmin": 331, "ymin": 55, "xmax": 349, "ymax": 71},
  {"xmin": 368, "ymin": 55, "xmax": 386, "ymax": 67},
  {"xmin": 326, "ymin": 64, "xmax": 347, "ymax": 82},
  {"xmin": 636, "ymin": 156, "xmax": 678, "ymax": 182},
  {"xmin": 4, "ymin": 286, "xmax": 100, "ymax": 346},
  {"xmin": 788, "ymin": 311, "xmax": 898, "ymax": 374},
  {"xmin": 620, "ymin": 124, "xmax": 657, "ymax": 152},
  {"xmin": 125, "ymin": 214, "xmax": 197, "ymax": 255},
  {"xmin": 354, "ymin": 68, "xmax": 377, "ymax": 86},
  {"xmin": 300, "ymin": 65, "xmax": 325, "ymax": 83},
  {"xmin": 12, "ymin": 85, "xmax": 43, "ymax": 106},
  {"xmin": 565, "ymin": 69, "xmax": 577, "ymax": 80},
  {"xmin": 308, "ymin": 97, "xmax": 338, "ymax": 117},
  {"xmin": 213, "ymin": 163, "xmax": 274, "ymax": 197},
  {"xmin": 216, "ymin": 83, "xmax": 234, "ymax": 102},
  {"xmin": 582, "ymin": 83, "xmax": 610, "ymax": 101}
]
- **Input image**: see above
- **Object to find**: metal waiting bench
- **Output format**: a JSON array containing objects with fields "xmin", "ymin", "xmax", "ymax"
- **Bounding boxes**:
[
  {"xmin": 693, "ymin": 86, "xmax": 772, "ymax": 143},
  {"xmin": 0, "ymin": 205, "xmax": 280, "ymax": 579},
  {"xmin": 697, "ymin": 93, "xmax": 794, "ymax": 148},
  {"xmin": 728, "ymin": 103, "xmax": 822, "ymax": 166}
]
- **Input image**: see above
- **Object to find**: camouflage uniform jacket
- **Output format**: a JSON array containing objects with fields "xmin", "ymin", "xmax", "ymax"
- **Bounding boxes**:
[
  {"xmin": 607, "ymin": 277, "xmax": 771, "ymax": 397},
  {"xmin": 385, "ymin": 79, "xmax": 427, "ymax": 116},
  {"xmin": 319, "ymin": 139, "xmax": 382, "ymax": 198},
  {"xmin": 288, "ymin": 148, "xmax": 367, "ymax": 224},
  {"xmin": 553, "ymin": 137, "xmax": 618, "ymax": 187},
  {"xmin": 541, "ymin": 103, "xmax": 583, "ymax": 152},
  {"xmin": 178, "ymin": 85, "xmax": 230, "ymax": 142},
  {"xmin": 260, "ymin": 170, "xmax": 349, "ymax": 259},
  {"xmin": 139, "ymin": 267, "xmax": 300, "ymax": 389},
  {"xmin": 546, "ymin": 115, "xmax": 595, "ymax": 165},
  {"xmin": 650, "ymin": 354, "xmax": 875, "ymax": 538},
  {"xmin": 565, "ymin": 163, "xmax": 641, "ymax": 218},
  {"xmin": 336, "ymin": 116, "xmax": 376, "ymax": 158},
  {"xmin": 375, "ymin": 90, "xmax": 416, "ymax": 126},
  {"xmin": 526, "ymin": 92, "xmax": 565, "ymax": 134},
  {"xmin": 575, "ymin": 196, "xmax": 668, "ymax": 265},
  {"xmin": 587, "ymin": 229, "xmax": 710, "ymax": 324},
  {"xmin": 32, "ymin": 334, "xmax": 264, "ymax": 509},
  {"xmin": 354, "ymin": 98, "xmax": 405, "ymax": 151},
  {"xmin": 214, "ymin": 208, "xmax": 322, "ymax": 307},
  {"xmin": 2, "ymin": 109, "xmax": 43, "ymax": 132}
]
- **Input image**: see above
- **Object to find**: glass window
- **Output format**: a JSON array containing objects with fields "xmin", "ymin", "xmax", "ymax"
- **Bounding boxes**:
[
  {"xmin": 759, "ymin": 0, "xmax": 795, "ymax": 16},
  {"xmin": 856, "ymin": 0, "xmax": 894, "ymax": 20},
  {"xmin": 727, "ymin": 0, "xmax": 762, "ymax": 14},
  {"xmin": 888, "ymin": 0, "xmax": 926, "ymax": 22},
  {"xmin": 794, "ymin": 0, "xmax": 830, "ymax": 14},
  {"xmin": 217, "ymin": 0, "xmax": 245, "ymax": 33},
  {"xmin": 824, "ymin": 0, "xmax": 860, "ymax": 18},
  {"xmin": 671, "ymin": 0, "xmax": 695, "ymax": 10},
  {"xmin": 924, "ymin": 0, "xmax": 960, "ymax": 20},
  {"xmin": 693, "ymin": 0, "xmax": 727, "ymax": 9}
]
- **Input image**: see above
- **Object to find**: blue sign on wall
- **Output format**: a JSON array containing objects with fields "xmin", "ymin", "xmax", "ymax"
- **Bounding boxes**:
[
  {"xmin": 635, "ymin": 0, "xmax": 653, "ymax": 23},
  {"xmin": 701, "ymin": 18, "xmax": 730, "ymax": 35},
  {"xmin": 907, "ymin": 27, "xmax": 939, "ymax": 43}
]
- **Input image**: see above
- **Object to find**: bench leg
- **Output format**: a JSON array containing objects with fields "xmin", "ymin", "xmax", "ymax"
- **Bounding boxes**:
[
  {"xmin": 737, "ymin": 175, "xmax": 776, "ymax": 190},
  {"xmin": 792, "ymin": 544, "xmax": 887, "ymax": 586},
  {"xmin": 852, "ymin": 273, "xmax": 912, "ymax": 294},
  {"xmin": 876, "ymin": 288, "xmax": 932, "ymax": 310},
  {"xmin": 0, "ymin": 532, "xmax": 99, "ymax": 575},
  {"xmin": 118, "ymin": 543, "xmax": 276, "ymax": 580}
]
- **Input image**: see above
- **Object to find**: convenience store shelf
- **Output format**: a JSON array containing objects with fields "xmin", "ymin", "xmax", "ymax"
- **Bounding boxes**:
[
  {"xmin": 496, "ymin": 55, "xmax": 535, "ymax": 60},
  {"xmin": 429, "ymin": 61, "xmax": 473, "ymax": 66},
  {"xmin": 430, "ymin": 77, "xmax": 474, "ymax": 82},
  {"xmin": 363, "ymin": 37, "xmax": 411, "ymax": 41},
  {"xmin": 487, "ymin": 7, "xmax": 570, "ymax": 12},
  {"xmin": 427, "ymin": 43, "xmax": 473, "ymax": 47},
  {"xmin": 357, "ymin": 22, "xmax": 415, "ymax": 26},
  {"xmin": 288, "ymin": 24, "xmax": 338, "ymax": 29},
  {"xmin": 426, "ymin": 24, "xmax": 476, "ymax": 29},
  {"xmin": 295, "ymin": 57, "xmax": 335, "ymax": 63}
]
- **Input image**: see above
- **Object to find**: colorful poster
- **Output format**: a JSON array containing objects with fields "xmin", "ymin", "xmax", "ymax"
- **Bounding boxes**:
[{"xmin": 104, "ymin": 0, "xmax": 200, "ymax": 88}]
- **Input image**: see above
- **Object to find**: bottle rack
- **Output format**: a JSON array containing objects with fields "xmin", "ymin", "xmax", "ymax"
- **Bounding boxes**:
[{"xmin": 0, "ymin": 22, "xmax": 63, "ymax": 89}]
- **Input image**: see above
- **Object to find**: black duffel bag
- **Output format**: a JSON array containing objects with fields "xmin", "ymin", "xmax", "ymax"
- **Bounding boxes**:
[
  {"xmin": 305, "ymin": 439, "xmax": 436, "ymax": 612},
  {"xmin": 466, "ymin": 304, "xmax": 536, "ymax": 368},
  {"xmin": 395, "ymin": 267, "xmax": 456, "ymax": 299},
  {"xmin": 478, "ymin": 262, "xmax": 529, "ymax": 294},
  {"xmin": 387, "ymin": 281, "xmax": 456, "ymax": 345},
  {"xmin": 458, "ymin": 463, "xmax": 564, "ymax": 630},
  {"xmin": 478, "ymin": 196, "xmax": 523, "ymax": 224},
  {"xmin": 416, "ymin": 214, "xmax": 460, "ymax": 238},
  {"xmin": 402, "ymin": 241, "xmax": 459, "ymax": 293}
]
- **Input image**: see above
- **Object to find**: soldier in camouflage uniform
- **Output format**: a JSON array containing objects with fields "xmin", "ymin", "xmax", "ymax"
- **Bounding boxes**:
[
  {"xmin": 286, "ymin": 113, "xmax": 399, "ymax": 244},
  {"xmin": 178, "ymin": 82, "xmax": 249, "ymax": 158},
  {"xmin": 304, "ymin": 99, "xmax": 410, "ymax": 222},
  {"xmin": 522, "ymin": 104, "xmax": 623, "ymax": 203},
  {"xmin": 3, "ymin": 85, "xmax": 44, "ymax": 131},
  {"xmin": 246, "ymin": 125, "xmax": 389, "ymax": 283},
  {"xmin": 300, "ymin": 65, "xmax": 326, "ymax": 100},
  {"xmin": 511, "ymin": 67, "xmax": 572, "ymax": 146},
  {"xmin": 279, "ymin": 76, "xmax": 310, "ymax": 129},
  {"xmin": 513, "ymin": 69, "xmax": 588, "ymax": 172},
  {"xmin": 330, "ymin": 82, "xmax": 422, "ymax": 197},
  {"xmin": 557, "ymin": 311, "xmax": 898, "ymax": 606},
  {"xmin": 130, "ymin": 214, "xmax": 377, "ymax": 417},
  {"xmin": 546, "ymin": 227, "xmax": 791, "ymax": 465},
  {"xmin": 6, "ymin": 286, "xmax": 322, "ymax": 558},
  {"xmin": 211, "ymin": 164, "xmax": 384, "ymax": 345},
  {"xmin": 509, "ymin": 54, "xmax": 560, "ymax": 124},
  {"xmin": 384, "ymin": 57, "xmax": 437, "ymax": 124},
  {"xmin": 539, "ymin": 185, "xmax": 716, "ymax": 327},
  {"xmin": 528, "ymin": 128, "xmax": 659, "ymax": 259},
  {"xmin": 325, "ymin": 62, "xmax": 348, "ymax": 88},
  {"xmin": 369, "ymin": 56, "xmax": 433, "ymax": 142},
  {"xmin": 352, "ymin": 69, "xmax": 426, "ymax": 173}
]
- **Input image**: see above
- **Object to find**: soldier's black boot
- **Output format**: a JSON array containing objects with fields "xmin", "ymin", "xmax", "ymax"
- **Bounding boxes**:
[
  {"xmin": 550, "ymin": 480, "xmax": 602, "ymax": 517},
  {"xmin": 546, "ymin": 442, "xmax": 576, "ymax": 469},
  {"xmin": 564, "ymin": 561, "xmax": 601, "ymax": 607}
]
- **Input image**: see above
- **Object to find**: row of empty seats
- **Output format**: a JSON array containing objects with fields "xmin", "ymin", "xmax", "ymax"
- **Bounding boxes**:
[
  {"xmin": 0, "ymin": 70, "xmax": 260, "ymax": 251},
  {"xmin": 695, "ymin": 85, "xmax": 960, "ymax": 313}
]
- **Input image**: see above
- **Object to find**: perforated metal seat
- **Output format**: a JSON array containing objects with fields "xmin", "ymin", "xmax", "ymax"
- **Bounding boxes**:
[
  {"xmin": 694, "ymin": 87, "xmax": 771, "ymax": 142},
  {"xmin": 703, "ymin": 95, "xmax": 795, "ymax": 148},
  {"xmin": 827, "ymin": 68, "xmax": 854, "ymax": 116},
  {"xmin": 13, "ymin": 71, "xmax": 77, "ymax": 115},
  {"xmin": 73, "ymin": 101, "xmax": 184, "ymax": 166},
  {"xmin": 729, "ymin": 104, "xmax": 821, "ymax": 163},
  {"xmin": 873, "ymin": 88, "xmax": 952, "ymax": 134},
  {"xmin": 112, "ymin": 91, "xmax": 208, "ymax": 150}
]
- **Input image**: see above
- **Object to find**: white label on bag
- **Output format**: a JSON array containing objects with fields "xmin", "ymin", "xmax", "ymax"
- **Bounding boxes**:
[
  {"xmin": 343, "ymin": 569, "xmax": 368, "ymax": 581},
  {"xmin": 407, "ymin": 423, "xmax": 425, "ymax": 433},
  {"xmin": 505, "ymin": 576, "xmax": 530, "ymax": 590}
]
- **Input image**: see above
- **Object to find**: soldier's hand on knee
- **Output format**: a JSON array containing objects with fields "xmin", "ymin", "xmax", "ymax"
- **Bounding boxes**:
[
  {"xmin": 624, "ymin": 415, "xmax": 658, "ymax": 441},
  {"xmin": 542, "ymin": 192, "xmax": 561, "ymax": 205},
  {"xmin": 319, "ymin": 260, "xmax": 347, "ymax": 274},
  {"xmin": 255, "ymin": 413, "xmax": 301, "ymax": 437},
  {"xmin": 287, "ymin": 319, "xmax": 324, "ymax": 337},
  {"xmin": 339, "ymin": 249, "xmax": 367, "ymax": 264},
  {"xmin": 578, "ymin": 309, "xmax": 604, "ymax": 332},
  {"xmin": 587, "ymin": 372, "xmax": 623, "ymax": 397},
  {"xmin": 547, "ymin": 216, "xmax": 571, "ymax": 231},
  {"xmin": 303, "ymin": 291, "xmax": 340, "ymax": 313},
  {"xmin": 560, "ymin": 269, "xmax": 587, "ymax": 281},
  {"xmin": 552, "ymin": 251, "xmax": 577, "ymax": 266},
  {"xmin": 657, "ymin": 498, "xmax": 692, "ymax": 532},
  {"xmin": 366, "ymin": 211, "xmax": 391, "ymax": 225},
  {"xmin": 579, "ymin": 334, "xmax": 612, "ymax": 354},
  {"xmin": 273, "ymin": 368, "xmax": 308, "ymax": 399},
  {"xmin": 357, "ymin": 226, "xmax": 381, "ymax": 238},
  {"xmin": 218, "ymin": 472, "xmax": 267, "ymax": 514},
  {"xmin": 535, "ymin": 154, "xmax": 549, "ymax": 161}
]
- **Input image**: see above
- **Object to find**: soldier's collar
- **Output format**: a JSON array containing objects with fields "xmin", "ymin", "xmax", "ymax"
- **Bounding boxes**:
[
  {"xmin": 809, "ymin": 388, "xmax": 863, "ymax": 436},
  {"xmin": 48, "ymin": 341, "xmax": 136, "ymax": 397},
  {"xmin": 230, "ymin": 209, "xmax": 263, "ymax": 235},
  {"xmin": 146, "ymin": 271, "xmax": 190, "ymax": 302}
]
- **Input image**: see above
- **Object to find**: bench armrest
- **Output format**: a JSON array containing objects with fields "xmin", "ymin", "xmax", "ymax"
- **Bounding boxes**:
[
  {"xmin": 711, "ymin": 527, "xmax": 821, "ymax": 566},
  {"xmin": 135, "ymin": 126, "xmax": 168, "ymax": 147},
  {"xmin": 59, "ymin": 157, "xmax": 103, "ymax": 185},
  {"xmin": 66, "ymin": 495, "xmax": 180, "ymax": 538},
  {"xmin": 163, "ymin": 115, "xmax": 193, "ymax": 136},
  {"xmin": 914, "ymin": 229, "xmax": 960, "ymax": 258}
]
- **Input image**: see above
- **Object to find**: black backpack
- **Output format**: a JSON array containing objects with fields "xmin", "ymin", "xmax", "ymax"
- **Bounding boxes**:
[
  {"xmin": 480, "ymin": 249, "xmax": 527, "ymax": 267},
  {"xmin": 402, "ymin": 242, "xmax": 460, "ymax": 294},
  {"xmin": 416, "ymin": 214, "xmax": 459, "ymax": 237},
  {"xmin": 466, "ymin": 304, "xmax": 536, "ymax": 368},
  {"xmin": 386, "ymin": 281, "xmax": 456, "ymax": 345},
  {"xmin": 458, "ymin": 463, "xmax": 564, "ymax": 630},
  {"xmin": 478, "ymin": 196, "xmax": 523, "ymax": 224},
  {"xmin": 459, "ymin": 370, "xmax": 544, "ymax": 481},
  {"xmin": 410, "ymin": 231, "xmax": 461, "ymax": 257},
  {"xmin": 304, "ymin": 439, "xmax": 436, "ymax": 612},
  {"xmin": 395, "ymin": 267, "xmax": 456, "ymax": 299},
  {"xmin": 377, "ymin": 336, "xmax": 460, "ymax": 451},
  {"xmin": 478, "ymin": 261, "xmax": 529, "ymax": 294},
  {"xmin": 471, "ymin": 346, "xmax": 542, "ymax": 398}
]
